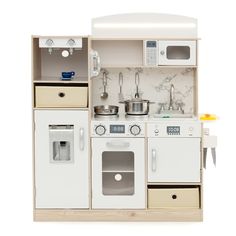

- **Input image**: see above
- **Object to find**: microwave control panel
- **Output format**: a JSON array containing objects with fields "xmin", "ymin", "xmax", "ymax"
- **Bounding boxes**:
[{"xmin": 144, "ymin": 40, "xmax": 158, "ymax": 66}]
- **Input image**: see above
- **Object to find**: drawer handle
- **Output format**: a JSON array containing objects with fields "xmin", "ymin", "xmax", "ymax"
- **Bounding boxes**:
[
  {"xmin": 172, "ymin": 194, "xmax": 177, "ymax": 200},
  {"xmin": 58, "ymin": 92, "xmax": 65, "ymax": 98}
]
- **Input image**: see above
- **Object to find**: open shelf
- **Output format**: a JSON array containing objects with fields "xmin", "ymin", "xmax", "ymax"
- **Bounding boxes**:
[
  {"xmin": 32, "ymin": 37, "xmax": 89, "ymax": 83},
  {"xmin": 34, "ymin": 76, "xmax": 88, "ymax": 84},
  {"xmin": 33, "ymin": 107, "xmax": 89, "ymax": 110},
  {"xmin": 102, "ymin": 170, "xmax": 134, "ymax": 173},
  {"xmin": 148, "ymin": 182, "xmax": 202, "ymax": 186},
  {"xmin": 101, "ymin": 65, "xmax": 198, "ymax": 69},
  {"xmin": 92, "ymin": 40, "xmax": 143, "ymax": 67}
]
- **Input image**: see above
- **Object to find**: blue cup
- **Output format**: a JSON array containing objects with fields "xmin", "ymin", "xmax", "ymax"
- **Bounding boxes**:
[{"xmin": 61, "ymin": 71, "xmax": 75, "ymax": 79}]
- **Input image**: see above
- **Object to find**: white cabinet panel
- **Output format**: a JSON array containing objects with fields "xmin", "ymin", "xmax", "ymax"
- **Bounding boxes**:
[
  {"xmin": 148, "ymin": 138, "xmax": 200, "ymax": 182},
  {"xmin": 34, "ymin": 110, "xmax": 89, "ymax": 208},
  {"xmin": 159, "ymin": 40, "xmax": 196, "ymax": 65},
  {"xmin": 92, "ymin": 138, "xmax": 145, "ymax": 209}
]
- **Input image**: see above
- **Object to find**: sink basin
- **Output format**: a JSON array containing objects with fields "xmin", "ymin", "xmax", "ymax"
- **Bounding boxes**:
[
  {"xmin": 159, "ymin": 110, "xmax": 183, "ymax": 115},
  {"xmin": 153, "ymin": 113, "xmax": 194, "ymax": 118}
]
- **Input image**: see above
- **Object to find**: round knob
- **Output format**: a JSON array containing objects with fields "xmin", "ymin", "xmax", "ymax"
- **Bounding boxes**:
[
  {"xmin": 154, "ymin": 129, "xmax": 159, "ymax": 134},
  {"xmin": 160, "ymin": 50, "xmax": 165, "ymax": 55},
  {"xmin": 67, "ymin": 39, "xmax": 76, "ymax": 47},
  {"xmin": 95, "ymin": 125, "xmax": 106, "ymax": 136},
  {"xmin": 130, "ymin": 125, "xmax": 141, "ymax": 136},
  {"xmin": 46, "ymin": 39, "xmax": 54, "ymax": 47},
  {"xmin": 114, "ymin": 173, "xmax": 122, "ymax": 181}
]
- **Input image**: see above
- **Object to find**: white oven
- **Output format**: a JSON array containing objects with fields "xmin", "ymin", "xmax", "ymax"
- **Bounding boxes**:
[{"xmin": 91, "ymin": 120, "xmax": 145, "ymax": 209}]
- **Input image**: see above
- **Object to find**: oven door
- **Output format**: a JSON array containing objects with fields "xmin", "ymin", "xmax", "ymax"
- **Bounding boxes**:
[{"xmin": 92, "ymin": 138, "xmax": 145, "ymax": 209}]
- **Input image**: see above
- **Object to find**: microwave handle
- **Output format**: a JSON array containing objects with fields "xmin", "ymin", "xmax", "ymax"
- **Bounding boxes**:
[{"xmin": 151, "ymin": 149, "xmax": 157, "ymax": 172}]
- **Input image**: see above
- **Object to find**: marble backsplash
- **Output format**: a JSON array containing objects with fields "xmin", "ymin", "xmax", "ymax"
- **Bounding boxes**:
[{"xmin": 92, "ymin": 68, "xmax": 195, "ymax": 115}]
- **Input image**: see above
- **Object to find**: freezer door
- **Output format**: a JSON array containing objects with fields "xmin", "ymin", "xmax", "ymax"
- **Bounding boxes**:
[{"xmin": 34, "ymin": 110, "xmax": 89, "ymax": 208}]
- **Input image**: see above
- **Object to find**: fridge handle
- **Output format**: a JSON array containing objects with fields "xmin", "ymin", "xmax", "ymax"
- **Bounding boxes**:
[
  {"xmin": 79, "ymin": 128, "xmax": 85, "ymax": 151},
  {"xmin": 152, "ymin": 149, "xmax": 157, "ymax": 172}
]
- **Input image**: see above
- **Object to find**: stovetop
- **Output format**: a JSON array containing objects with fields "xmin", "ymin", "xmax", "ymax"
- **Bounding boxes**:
[{"xmin": 92, "ymin": 113, "xmax": 198, "ymax": 122}]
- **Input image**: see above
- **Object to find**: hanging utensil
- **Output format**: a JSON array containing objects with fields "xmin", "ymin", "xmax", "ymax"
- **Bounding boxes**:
[
  {"xmin": 134, "ymin": 72, "xmax": 140, "ymax": 99},
  {"xmin": 118, "ymin": 72, "xmax": 124, "ymax": 102},
  {"xmin": 100, "ymin": 72, "xmax": 108, "ymax": 99}
]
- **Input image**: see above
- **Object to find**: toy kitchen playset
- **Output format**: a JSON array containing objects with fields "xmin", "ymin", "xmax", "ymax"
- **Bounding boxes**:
[{"xmin": 32, "ymin": 13, "xmax": 217, "ymax": 221}]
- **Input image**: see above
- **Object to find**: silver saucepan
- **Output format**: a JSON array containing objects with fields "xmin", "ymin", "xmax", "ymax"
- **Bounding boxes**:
[{"xmin": 120, "ymin": 98, "xmax": 155, "ymax": 115}]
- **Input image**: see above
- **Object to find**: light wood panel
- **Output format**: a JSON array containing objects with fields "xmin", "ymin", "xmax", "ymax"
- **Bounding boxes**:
[{"xmin": 34, "ymin": 209, "xmax": 203, "ymax": 222}]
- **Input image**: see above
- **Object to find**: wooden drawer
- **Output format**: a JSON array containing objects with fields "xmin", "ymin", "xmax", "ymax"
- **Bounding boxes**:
[
  {"xmin": 148, "ymin": 188, "xmax": 199, "ymax": 209},
  {"xmin": 35, "ymin": 86, "xmax": 88, "ymax": 108}
]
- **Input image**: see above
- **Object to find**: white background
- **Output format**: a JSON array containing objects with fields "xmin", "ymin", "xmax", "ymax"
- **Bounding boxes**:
[{"xmin": 0, "ymin": 0, "xmax": 233, "ymax": 235}]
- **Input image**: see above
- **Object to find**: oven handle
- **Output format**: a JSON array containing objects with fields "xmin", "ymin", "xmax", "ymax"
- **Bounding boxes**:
[
  {"xmin": 106, "ymin": 141, "xmax": 130, "ymax": 149},
  {"xmin": 152, "ymin": 148, "xmax": 157, "ymax": 172}
]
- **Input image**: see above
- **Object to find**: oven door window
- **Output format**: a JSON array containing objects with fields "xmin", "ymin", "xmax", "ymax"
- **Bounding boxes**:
[{"xmin": 102, "ymin": 151, "xmax": 134, "ymax": 195}]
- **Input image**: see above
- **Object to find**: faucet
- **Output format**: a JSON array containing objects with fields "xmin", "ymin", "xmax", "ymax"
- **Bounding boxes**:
[{"xmin": 169, "ymin": 84, "xmax": 174, "ymax": 110}]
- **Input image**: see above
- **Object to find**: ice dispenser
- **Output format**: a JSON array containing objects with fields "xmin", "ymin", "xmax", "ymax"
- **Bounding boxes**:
[{"xmin": 49, "ymin": 125, "xmax": 74, "ymax": 162}]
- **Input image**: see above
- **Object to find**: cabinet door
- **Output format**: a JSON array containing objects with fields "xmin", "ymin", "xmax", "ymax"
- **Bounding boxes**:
[
  {"xmin": 159, "ymin": 40, "xmax": 196, "ymax": 65},
  {"xmin": 148, "ymin": 138, "xmax": 200, "ymax": 182},
  {"xmin": 34, "ymin": 110, "xmax": 89, "ymax": 208},
  {"xmin": 92, "ymin": 138, "xmax": 145, "ymax": 209}
]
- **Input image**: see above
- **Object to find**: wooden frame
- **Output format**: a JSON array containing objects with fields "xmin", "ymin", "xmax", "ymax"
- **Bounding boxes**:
[
  {"xmin": 34, "ymin": 209, "xmax": 203, "ymax": 222},
  {"xmin": 32, "ymin": 36, "xmax": 203, "ymax": 222}
]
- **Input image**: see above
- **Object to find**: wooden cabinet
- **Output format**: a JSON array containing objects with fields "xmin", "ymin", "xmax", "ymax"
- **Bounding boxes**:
[
  {"xmin": 34, "ymin": 110, "xmax": 89, "ymax": 208},
  {"xmin": 35, "ymin": 85, "xmax": 88, "ymax": 108},
  {"xmin": 148, "ymin": 187, "xmax": 199, "ymax": 208}
]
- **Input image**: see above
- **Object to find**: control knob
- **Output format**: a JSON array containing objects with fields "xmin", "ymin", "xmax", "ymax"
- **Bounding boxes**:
[
  {"xmin": 95, "ymin": 125, "xmax": 106, "ymax": 136},
  {"xmin": 67, "ymin": 38, "xmax": 76, "ymax": 47},
  {"xmin": 130, "ymin": 125, "xmax": 141, "ymax": 136},
  {"xmin": 46, "ymin": 39, "xmax": 54, "ymax": 47}
]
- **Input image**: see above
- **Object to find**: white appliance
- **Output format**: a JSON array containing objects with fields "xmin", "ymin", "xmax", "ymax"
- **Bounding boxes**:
[
  {"xmin": 147, "ymin": 121, "xmax": 201, "ymax": 182},
  {"xmin": 91, "ymin": 118, "xmax": 145, "ymax": 209},
  {"xmin": 34, "ymin": 110, "xmax": 89, "ymax": 208},
  {"xmin": 158, "ymin": 40, "xmax": 196, "ymax": 66},
  {"xmin": 144, "ymin": 40, "xmax": 158, "ymax": 66}
]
